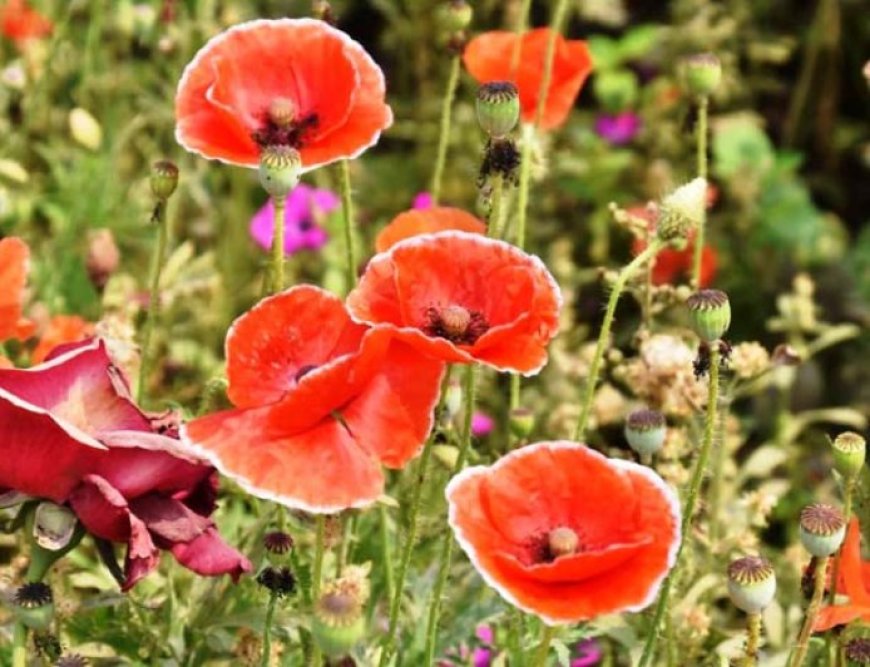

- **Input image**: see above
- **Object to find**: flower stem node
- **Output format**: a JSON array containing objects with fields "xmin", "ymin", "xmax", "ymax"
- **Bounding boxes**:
[
  {"xmin": 548, "ymin": 527, "xmax": 579, "ymax": 559},
  {"xmin": 686, "ymin": 289, "xmax": 731, "ymax": 342},
  {"xmin": 149, "ymin": 160, "xmax": 179, "ymax": 201},
  {"xmin": 312, "ymin": 565, "xmax": 370, "ymax": 657},
  {"xmin": 33, "ymin": 502, "xmax": 77, "ymax": 551},
  {"xmin": 683, "ymin": 53, "xmax": 722, "ymax": 98},
  {"xmin": 799, "ymin": 503, "xmax": 846, "ymax": 557},
  {"xmin": 13, "ymin": 582, "xmax": 54, "ymax": 630},
  {"xmin": 624, "ymin": 409, "xmax": 667, "ymax": 459},
  {"xmin": 476, "ymin": 81, "xmax": 520, "ymax": 139},
  {"xmin": 657, "ymin": 178, "xmax": 707, "ymax": 245},
  {"xmin": 508, "ymin": 407, "xmax": 535, "ymax": 440},
  {"xmin": 832, "ymin": 432, "xmax": 866, "ymax": 480},
  {"xmin": 258, "ymin": 145, "xmax": 302, "ymax": 199},
  {"xmin": 727, "ymin": 556, "xmax": 777, "ymax": 614}
]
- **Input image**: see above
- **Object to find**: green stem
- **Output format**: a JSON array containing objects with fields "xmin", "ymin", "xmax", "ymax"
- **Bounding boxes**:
[
  {"xmin": 271, "ymin": 195, "xmax": 286, "ymax": 292},
  {"xmin": 339, "ymin": 160, "xmax": 356, "ymax": 292},
  {"xmin": 691, "ymin": 95, "xmax": 708, "ymax": 290},
  {"xmin": 532, "ymin": 0, "xmax": 570, "ymax": 129},
  {"xmin": 507, "ymin": 608, "xmax": 525, "ymax": 667},
  {"xmin": 12, "ymin": 621, "xmax": 26, "ymax": 667},
  {"xmin": 789, "ymin": 556, "xmax": 829, "ymax": 667},
  {"xmin": 431, "ymin": 55, "xmax": 461, "ymax": 205},
  {"xmin": 708, "ymin": 394, "xmax": 730, "ymax": 545},
  {"xmin": 742, "ymin": 613, "xmax": 762, "ymax": 667},
  {"xmin": 260, "ymin": 593, "xmax": 279, "ymax": 667},
  {"xmin": 824, "ymin": 477, "xmax": 856, "ymax": 663},
  {"xmin": 423, "ymin": 364, "xmax": 476, "ymax": 665},
  {"xmin": 514, "ymin": 123, "xmax": 534, "ymax": 248},
  {"xmin": 378, "ymin": 505, "xmax": 394, "ymax": 602},
  {"xmin": 573, "ymin": 241, "xmax": 663, "ymax": 441},
  {"xmin": 638, "ymin": 344, "xmax": 721, "ymax": 667},
  {"xmin": 337, "ymin": 512, "xmax": 356, "ymax": 578},
  {"xmin": 532, "ymin": 624, "xmax": 557, "ymax": 667},
  {"xmin": 137, "ymin": 201, "xmax": 170, "ymax": 402},
  {"xmin": 488, "ymin": 174, "xmax": 505, "ymax": 238},
  {"xmin": 310, "ymin": 515, "xmax": 326, "ymax": 667}
]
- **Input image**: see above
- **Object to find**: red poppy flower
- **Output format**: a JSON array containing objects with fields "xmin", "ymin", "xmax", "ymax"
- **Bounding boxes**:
[
  {"xmin": 347, "ymin": 231, "xmax": 561, "ymax": 375},
  {"xmin": 814, "ymin": 519, "xmax": 870, "ymax": 632},
  {"xmin": 1, "ymin": 0, "xmax": 52, "ymax": 44},
  {"xmin": 463, "ymin": 28, "xmax": 593, "ymax": 131},
  {"xmin": 0, "ymin": 237, "xmax": 36, "ymax": 342},
  {"xmin": 31, "ymin": 314, "xmax": 95, "ymax": 364},
  {"xmin": 375, "ymin": 207, "xmax": 486, "ymax": 253},
  {"xmin": 183, "ymin": 285, "xmax": 445, "ymax": 513},
  {"xmin": 447, "ymin": 441, "xmax": 680, "ymax": 624},
  {"xmin": 175, "ymin": 19, "xmax": 392, "ymax": 170},
  {"xmin": 0, "ymin": 339, "xmax": 251, "ymax": 589}
]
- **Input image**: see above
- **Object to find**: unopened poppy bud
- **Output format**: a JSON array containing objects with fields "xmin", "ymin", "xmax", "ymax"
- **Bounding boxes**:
[
  {"xmin": 86, "ymin": 229, "xmax": 120, "ymax": 290},
  {"xmin": 312, "ymin": 566, "xmax": 370, "ymax": 657},
  {"xmin": 683, "ymin": 53, "xmax": 722, "ymax": 97},
  {"xmin": 476, "ymin": 82, "xmax": 520, "ymax": 139},
  {"xmin": 727, "ymin": 556, "xmax": 776, "ymax": 614},
  {"xmin": 625, "ymin": 409, "xmax": 667, "ymax": 459},
  {"xmin": 150, "ymin": 160, "xmax": 179, "ymax": 201},
  {"xmin": 845, "ymin": 637, "xmax": 870, "ymax": 664},
  {"xmin": 444, "ymin": 379, "xmax": 463, "ymax": 420},
  {"xmin": 548, "ymin": 526, "xmax": 579, "ymax": 559},
  {"xmin": 259, "ymin": 145, "xmax": 301, "ymax": 199},
  {"xmin": 831, "ymin": 432, "xmax": 866, "ymax": 480},
  {"xmin": 263, "ymin": 531, "xmax": 295, "ymax": 555},
  {"xmin": 657, "ymin": 178, "xmax": 707, "ymax": 245},
  {"xmin": 13, "ymin": 582, "xmax": 54, "ymax": 630},
  {"xmin": 686, "ymin": 289, "xmax": 731, "ymax": 342},
  {"xmin": 509, "ymin": 407, "xmax": 535, "ymax": 440},
  {"xmin": 799, "ymin": 503, "xmax": 846, "ymax": 557},
  {"xmin": 437, "ymin": 0, "xmax": 473, "ymax": 34},
  {"xmin": 33, "ymin": 502, "xmax": 77, "ymax": 551}
]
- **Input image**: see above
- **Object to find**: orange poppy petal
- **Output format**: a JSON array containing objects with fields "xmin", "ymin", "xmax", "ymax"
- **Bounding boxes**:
[
  {"xmin": 30, "ymin": 315, "xmax": 95, "ymax": 364},
  {"xmin": 838, "ymin": 519, "xmax": 870, "ymax": 605},
  {"xmin": 183, "ymin": 407, "xmax": 383, "ymax": 513},
  {"xmin": 0, "ymin": 237, "xmax": 32, "ymax": 342},
  {"xmin": 375, "ymin": 207, "xmax": 486, "ymax": 253},
  {"xmin": 225, "ymin": 286, "xmax": 367, "ymax": 409},
  {"xmin": 813, "ymin": 604, "xmax": 870, "ymax": 633}
]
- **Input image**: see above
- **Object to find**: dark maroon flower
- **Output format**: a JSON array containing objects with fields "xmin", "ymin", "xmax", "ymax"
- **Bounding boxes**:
[{"xmin": 0, "ymin": 339, "xmax": 251, "ymax": 589}]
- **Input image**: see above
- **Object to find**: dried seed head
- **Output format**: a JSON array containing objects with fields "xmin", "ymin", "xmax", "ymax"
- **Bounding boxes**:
[
  {"xmin": 686, "ymin": 289, "xmax": 731, "ymax": 342},
  {"xmin": 727, "ymin": 556, "xmax": 777, "ymax": 614},
  {"xmin": 683, "ymin": 53, "xmax": 722, "ymax": 97},
  {"xmin": 800, "ymin": 503, "xmax": 846, "ymax": 557},
  {"xmin": 624, "ymin": 409, "xmax": 667, "ymax": 458},
  {"xmin": 56, "ymin": 655, "xmax": 89, "ymax": 667},
  {"xmin": 548, "ymin": 527, "xmax": 580, "ymax": 559},
  {"xmin": 832, "ymin": 432, "xmax": 867, "ymax": 479},
  {"xmin": 263, "ymin": 531, "xmax": 295, "ymax": 555},
  {"xmin": 13, "ymin": 582, "xmax": 54, "ymax": 629},
  {"xmin": 258, "ymin": 145, "xmax": 301, "ymax": 198},
  {"xmin": 312, "ymin": 566, "xmax": 370, "ymax": 657},
  {"xmin": 256, "ymin": 566, "xmax": 296, "ymax": 597},
  {"xmin": 476, "ymin": 81, "xmax": 520, "ymax": 139}
]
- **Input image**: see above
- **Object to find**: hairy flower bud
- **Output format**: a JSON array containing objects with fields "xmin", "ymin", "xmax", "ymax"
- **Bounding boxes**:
[{"xmin": 657, "ymin": 178, "xmax": 707, "ymax": 245}]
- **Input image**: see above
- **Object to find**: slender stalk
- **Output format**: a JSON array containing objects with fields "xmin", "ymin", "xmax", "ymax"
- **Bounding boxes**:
[
  {"xmin": 790, "ymin": 556, "xmax": 829, "ymax": 667},
  {"xmin": 431, "ymin": 55, "xmax": 461, "ymax": 204},
  {"xmin": 506, "ymin": 608, "xmax": 525, "ymax": 667},
  {"xmin": 573, "ymin": 241, "xmax": 663, "ymax": 441},
  {"xmin": 337, "ymin": 512, "xmax": 356, "ymax": 578},
  {"xmin": 260, "ymin": 593, "xmax": 279, "ymax": 667},
  {"xmin": 638, "ymin": 344, "xmax": 721, "ymax": 667},
  {"xmin": 378, "ymin": 505, "xmax": 395, "ymax": 602},
  {"xmin": 742, "ymin": 613, "xmax": 762, "ymax": 667},
  {"xmin": 271, "ymin": 195, "xmax": 286, "ymax": 292},
  {"xmin": 423, "ymin": 364, "xmax": 477, "ymax": 665},
  {"xmin": 532, "ymin": 0, "xmax": 570, "ymax": 129},
  {"xmin": 512, "ymin": 0, "xmax": 533, "ymax": 60},
  {"xmin": 137, "ymin": 202, "xmax": 170, "ymax": 402},
  {"xmin": 488, "ymin": 174, "xmax": 506, "ymax": 238},
  {"xmin": 690, "ymin": 96, "xmax": 709, "ymax": 289},
  {"xmin": 708, "ymin": 394, "xmax": 731, "ymax": 545},
  {"xmin": 339, "ymin": 160, "xmax": 356, "ymax": 292},
  {"xmin": 12, "ymin": 621, "xmax": 26, "ymax": 667},
  {"xmin": 824, "ymin": 476, "xmax": 856, "ymax": 663},
  {"xmin": 309, "ymin": 515, "xmax": 326, "ymax": 667},
  {"xmin": 532, "ymin": 624, "xmax": 557, "ymax": 667}
]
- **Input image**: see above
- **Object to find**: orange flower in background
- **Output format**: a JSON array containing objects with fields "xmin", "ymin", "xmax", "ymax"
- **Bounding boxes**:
[
  {"xmin": 1, "ymin": 0, "xmax": 52, "ymax": 44},
  {"xmin": 183, "ymin": 286, "xmax": 444, "ymax": 513},
  {"xmin": 375, "ymin": 207, "xmax": 486, "ymax": 253},
  {"xmin": 175, "ymin": 19, "xmax": 392, "ymax": 170},
  {"xmin": 814, "ymin": 519, "xmax": 870, "ymax": 632},
  {"xmin": 0, "ymin": 237, "xmax": 36, "ymax": 342},
  {"xmin": 447, "ymin": 441, "xmax": 680, "ymax": 624},
  {"xmin": 463, "ymin": 28, "xmax": 593, "ymax": 131},
  {"xmin": 346, "ymin": 231, "xmax": 561, "ymax": 375},
  {"xmin": 31, "ymin": 314, "xmax": 95, "ymax": 364}
]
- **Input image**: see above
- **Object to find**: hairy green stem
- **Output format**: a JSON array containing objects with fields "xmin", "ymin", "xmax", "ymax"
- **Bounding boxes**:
[
  {"xmin": 638, "ymin": 344, "xmax": 721, "ymax": 667},
  {"xmin": 691, "ymin": 96, "xmax": 709, "ymax": 289},
  {"xmin": 424, "ymin": 364, "xmax": 477, "ymax": 665},
  {"xmin": 309, "ymin": 515, "xmax": 326, "ymax": 667},
  {"xmin": 271, "ymin": 195, "xmax": 286, "ymax": 292},
  {"xmin": 573, "ymin": 241, "xmax": 663, "ymax": 441},
  {"xmin": 532, "ymin": 624, "xmax": 557, "ymax": 667},
  {"xmin": 378, "ymin": 505, "xmax": 395, "ymax": 601},
  {"xmin": 12, "ymin": 621, "xmax": 26, "ymax": 667},
  {"xmin": 742, "ymin": 613, "xmax": 762, "ymax": 667},
  {"xmin": 532, "ymin": 0, "xmax": 570, "ymax": 128},
  {"xmin": 260, "ymin": 593, "xmax": 279, "ymax": 667},
  {"xmin": 790, "ymin": 556, "xmax": 829, "ymax": 667},
  {"xmin": 431, "ymin": 55, "xmax": 461, "ymax": 204},
  {"xmin": 507, "ymin": 608, "xmax": 525, "ymax": 667},
  {"xmin": 339, "ymin": 160, "xmax": 356, "ymax": 292},
  {"xmin": 488, "ymin": 174, "xmax": 506, "ymax": 239},
  {"xmin": 137, "ymin": 201, "xmax": 170, "ymax": 402}
]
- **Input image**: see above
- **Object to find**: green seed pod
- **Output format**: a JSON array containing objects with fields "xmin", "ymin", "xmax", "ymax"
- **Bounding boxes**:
[
  {"xmin": 727, "ymin": 556, "xmax": 776, "ymax": 614},
  {"xmin": 476, "ymin": 81, "xmax": 520, "ymax": 139},
  {"xmin": 508, "ymin": 407, "xmax": 535, "ymax": 440},
  {"xmin": 13, "ymin": 583, "xmax": 54, "ymax": 630},
  {"xmin": 436, "ymin": 0, "xmax": 473, "ymax": 34},
  {"xmin": 683, "ymin": 53, "xmax": 722, "ymax": 97},
  {"xmin": 55, "ymin": 655, "xmax": 89, "ymax": 667},
  {"xmin": 311, "ymin": 566, "xmax": 370, "ymax": 657},
  {"xmin": 149, "ymin": 160, "xmax": 179, "ymax": 201},
  {"xmin": 799, "ymin": 503, "xmax": 846, "ymax": 557},
  {"xmin": 624, "ymin": 409, "xmax": 667, "ymax": 459},
  {"xmin": 33, "ymin": 502, "xmax": 77, "ymax": 551},
  {"xmin": 686, "ymin": 289, "xmax": 731, "ymax": 342},
  {"xmin": 258, "ymin": 145, "xmax": 301, "ymax": 199},
  {"xmin": 831, "ymin": 432, "xmax": 866, "ymax": 480}
]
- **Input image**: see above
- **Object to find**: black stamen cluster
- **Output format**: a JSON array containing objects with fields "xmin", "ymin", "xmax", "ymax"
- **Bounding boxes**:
[{"xmin": 257, "ymin": 566, "xmax": 296, "ymax": 597}]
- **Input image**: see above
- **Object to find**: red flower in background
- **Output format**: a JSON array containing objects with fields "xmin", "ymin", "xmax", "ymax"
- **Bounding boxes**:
[
  {"xmin": 447, "ymin": 442, "xmax": 680, "ymax": 624},
  {"xmin": 0, "ymin": 0, "xmax": 52, "ymax": 44},
  {"xmin": 31, "ymin": 315, "xmax": 95, "ymax": 364},
  {"xmin": 0, "ymin": 237, "xmax": 36, "ymax": 342},
  {"xmin": 463, "ymin": 28, "xmax": 593, "ymax": 130},
  {"xmin": 347, "ymin": 232, "xmax": 561, "ymax": 375},
  {"xmin": 0, "ymin": 339, "xmax": 251, "ymax": 589},
  {"xmin": 814, "ymin": 519, "xmax": 870, "ymax": 632},
  {"xmin": 375, "ymin": 207, "xmax": 486, "ymax": 253},
  {"xmin": 184, "ymin": 286, "xmax": 444, "ymax": 513},
  {"xmin": 175, "ymin": 19, "xmax": 392, "ymax": 170}
]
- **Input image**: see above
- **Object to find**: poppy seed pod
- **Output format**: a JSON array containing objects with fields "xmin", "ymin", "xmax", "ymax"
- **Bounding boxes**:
[
  {"xmin": 800, "ymin": 503, "xmax": 846, "ymax": 557},
  {"xmin": 263, "ymin": 531, "xmax": 295, "ymax": 555},
  {"xmin": 509, "ymin": 407, "xmax": 535, "ymax": 440},
  {"xmin": 259, "ymin": 145, "xmax": 301, "ymax": 198},
  {"xmin": 312, "ymin": 566, "xmax": 370, "ymax": 657},
  {"xmin": 624, "ymin": 409, "xmax": 667, "ymax": 459},
  {"xmin": 683, "ymin": 53, "xmax": 722, "ymax": 97},
  {"xmin": 831, "ymin": 432, "xmax": 866, "ymax": 480},
  {"xmin": 686, "ymin": 289, "xmax": 731, "ymax": 342},
  {"xmin": 149, "ymin": 160, "xmax": 179, "ymax": 201},
  {"xmin": 727, "ymin": 556, "xmax": 777, "ymax": 614},
  {"xmin": 476, "ymin": 82, "xmax": 520, "ymax": 139},
  {"xmin": 13, "ymin": 582, "xmax": 54, "ymax": 630}
]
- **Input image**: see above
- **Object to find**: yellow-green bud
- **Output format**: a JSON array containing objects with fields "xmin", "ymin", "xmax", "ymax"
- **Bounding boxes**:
[
  {"xmin": 624, "ymin": 409, "xmax": 667, "ymax": 459},
  {"xmin": 13, "ymin": 583, "xmax": 54, "ymax": 630},
  {"xmin": 258, "ymin": 145, "xmax": 301, "ymax": 199},
  {"xmin": 508, "ymin": 407, "xmax": 535, "ymax": 440},
  {"xmin": 594, "ymin": 69, "xmax": 638, "ymax": 113},
  {"xmin": 436, "ymin": 0, "xmax": 472, "ymax": 34},
  {"xmin": 832, "ymin": 432, "xmax": 866, "ymax": 479},
  {"xmin": 799, "ymin": 503, "xmax": 845, "ymax": 557},
  {"xmin": 443, "ymin": 379, "xmax": 462, "ymax": 421},
  {"xmin": 727, "ymin": 556, "xmax": 776, "ymax": 614},
  {"xmin": 686, "ymin": 289, "xmax": 731, "ymax": 342},
  {"xmin": 683, "ymin": 53, "xmax": 722, "ymax": 97},
  {"xmin": 476, "ymin": 82, "xmax": 520, "ymax": 139},
  {"xmin": 150, "ymin": 160, "xmax": 179, "ymax": 201}
]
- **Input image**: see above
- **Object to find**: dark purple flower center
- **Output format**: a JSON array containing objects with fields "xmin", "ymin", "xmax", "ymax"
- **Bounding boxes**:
[{"xmin": 252, "ymin": 98, "xmax": 319, "ymax": 150}]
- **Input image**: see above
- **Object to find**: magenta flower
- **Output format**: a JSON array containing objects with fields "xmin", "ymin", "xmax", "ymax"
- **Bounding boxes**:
[
  {"xmin": 0, "ymin": 339, "xmax": 251, "ymax": 589},
  {"xmin": 594, "ymin": 112, "xmax": 641, "ymax": 145},
  {"xmin": 572, "ymin": 638, "xmax": 603, "ymax": 667},
  {"xmin": 472, "ymin": 411, "xmax": 494, "ymax": 437},
  {"xmin": 412, "ymin": 191, "xmax": 433, "ymax": 209},
  {"xmin": 249, "ymin": 183, "xmax": 340, "ymax": 255}
]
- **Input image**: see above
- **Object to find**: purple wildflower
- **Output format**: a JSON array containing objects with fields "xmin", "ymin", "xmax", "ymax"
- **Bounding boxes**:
[
  {"xmin": 472, "ymin": 411, "xmax": 494, "ymax": 437},
  {"xmin": 571, "ymin": 638, "xmax": 603, "ymax": 667},
  {"xmin": 594, "ymin": 112, "xmax": 641, "ymax": 146},
  {"xmin": 249, "ymin": 183, "xmax": 340, "ymax": 255},
  {"xmin": 413, "ymin": 191, "xmax": 434, "ymax": 209},
  {"xmin": 472, "ymin": 647, "xmax": 493, "ymax": 667}
]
